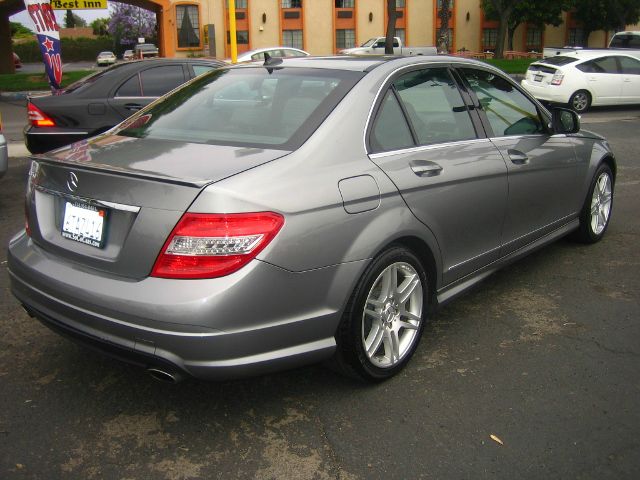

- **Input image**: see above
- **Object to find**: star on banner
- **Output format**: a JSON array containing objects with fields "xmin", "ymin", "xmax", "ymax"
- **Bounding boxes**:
[{"xmin": 41, "ymin": 37, "xmax": 54, "ymax": 53}]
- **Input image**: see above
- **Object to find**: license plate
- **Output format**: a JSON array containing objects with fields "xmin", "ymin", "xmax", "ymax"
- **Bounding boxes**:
[
  {"xmin": 534, "ymin": 74, "xmax": 543, "ymax": 82},
  {"xmin": 62, "ymin": 202, "xmax": 107, "ymax": 248}
]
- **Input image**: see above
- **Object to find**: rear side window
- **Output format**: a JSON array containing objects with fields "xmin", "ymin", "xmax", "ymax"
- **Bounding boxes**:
[
  {"xmin": 370, "ymin": 90, "xmax": 414, "ymax": 152},
  {"xmin": 394, "ymin": 68, "xmax": 476, "ymax": 146},
  {"xmin": 577, "ymin": 56, "xmax": 620, "ymax": 74},
  {"xmin": 462, "ymin": 68, "xmax": 544, "ymax": 137},
  {"xmin": 140, "ymin": 65, "xmax": 186, "ymax": 96},
  {"xmin": 193, "ymin": 65, "xmax": 216, "ymax": 76},
  {"xmin": 115, "ymin": 74, "xmax": 142, "ymax": 97},
  {"xmin": 117, "ymin": 68, "xmax": 363, "ymax": 150}
]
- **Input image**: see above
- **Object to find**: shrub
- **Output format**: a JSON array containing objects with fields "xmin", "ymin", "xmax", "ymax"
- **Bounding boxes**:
[{"xmin": 14, "ymin": 37, "xmax": 114, "ymax": 62}]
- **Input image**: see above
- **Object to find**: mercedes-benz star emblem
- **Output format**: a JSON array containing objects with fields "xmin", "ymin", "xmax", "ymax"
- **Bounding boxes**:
[{"xmin": 66, "ymin": 172, "xmax": 79, "ymax": 193}]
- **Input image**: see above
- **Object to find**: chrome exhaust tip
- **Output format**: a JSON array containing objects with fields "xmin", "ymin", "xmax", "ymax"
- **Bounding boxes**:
[{"xmin": 147, "ymin": 367, "xmax": 182, "ymax": 384}]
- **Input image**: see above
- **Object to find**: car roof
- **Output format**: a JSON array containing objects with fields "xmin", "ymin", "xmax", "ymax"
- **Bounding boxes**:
[{"xmin": 230, "ymin": 55, "xmax": 496, "ymax": 73}]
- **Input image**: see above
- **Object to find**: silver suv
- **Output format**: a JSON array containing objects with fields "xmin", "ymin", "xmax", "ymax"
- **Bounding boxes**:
[{"xmin": 133, "ymin": 43, "xmax": 159, "ymax": 58}]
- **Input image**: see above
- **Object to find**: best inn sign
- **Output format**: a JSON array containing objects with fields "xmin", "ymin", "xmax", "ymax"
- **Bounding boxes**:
[{"xmin": 50, "ymin": 0, "xmax": 106, "ymax": 9}]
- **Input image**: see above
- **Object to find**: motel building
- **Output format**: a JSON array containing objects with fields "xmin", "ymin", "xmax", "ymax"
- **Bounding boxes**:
[{"xmin": 146, "ymin": 0, "xmax": 639, "ymax": 60}]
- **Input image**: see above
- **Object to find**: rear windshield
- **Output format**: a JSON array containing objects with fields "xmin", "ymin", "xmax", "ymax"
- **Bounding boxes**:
[
  {"xmin": 117, "ymin": 67, "xmax": 364, "ymax": 150},
  {"xmin": 539, "ymin": 56, "xmax": 579, "ymax": 66}
]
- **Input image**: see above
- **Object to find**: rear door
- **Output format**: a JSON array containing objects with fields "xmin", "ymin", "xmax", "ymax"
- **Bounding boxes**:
[
  {"xmin": 108, "ymin": 64, "xmax": 189, "ymax": 118},
  {"xmin": 458, "ymin": 67, "xmax": 584, "ymax": 255},
  {"xmin": 367, "ymin": 66, "xmax": 508, "ymax": 284},
  {"xmin": 576, "ymin": 56, "xmax": 623, "ymax": 104}
]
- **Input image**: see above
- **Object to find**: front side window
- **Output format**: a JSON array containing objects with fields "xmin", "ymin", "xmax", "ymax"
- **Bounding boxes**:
[
  {"xmin": 619, "ymin": 56, "xmax": 640, "ymax": 74},
  {"xmin": 176, "ymin": 5, "xmax": 200, "ymax": 48},
  {"xmin": 282, "ymin": 30, "xmax": 303, "ymax": 49},
  {"xmin": 118, "ymin": 68, "xmax": 363, "ymax": 150},
  {"xmin": 393, "ymin": 68, "xmax": 476, "ymax": 146},
  {"xmin": 462, "ymin": 68, "xmax": 544, "ymax": 137}
]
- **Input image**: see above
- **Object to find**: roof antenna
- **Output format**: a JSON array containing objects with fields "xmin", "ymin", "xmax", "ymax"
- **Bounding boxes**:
[{"xmin": 263, "ymin": 51, "xmax": 283, "ymax": 69}]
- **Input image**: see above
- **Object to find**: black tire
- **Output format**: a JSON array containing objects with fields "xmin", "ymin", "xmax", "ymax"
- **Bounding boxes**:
[
  {"xmin": 574, "ymin": 163, "xmax": 614, "ymax": 243},
  {"xmin": 332, "ymin": 246, "xmax": 428, "ymax": 382},
  {"xmin": 569, "ymin": 90, "xmax": 591, "ymax": 113}
]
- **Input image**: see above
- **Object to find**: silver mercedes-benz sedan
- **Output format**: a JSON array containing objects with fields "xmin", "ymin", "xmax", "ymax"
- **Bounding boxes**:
[{"xmin": 8, "ymin": 56, "xmax": 615, "ymax": 383}]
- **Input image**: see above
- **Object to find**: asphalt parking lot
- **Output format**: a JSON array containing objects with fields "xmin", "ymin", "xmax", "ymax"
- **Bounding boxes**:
[{"xmin": 0, "ymin": 104, "xmax": 639, "ymax": 479}]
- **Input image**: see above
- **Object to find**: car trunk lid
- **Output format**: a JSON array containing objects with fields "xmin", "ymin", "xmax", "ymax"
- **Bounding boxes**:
[
  {"xmin": 525, "ymin": 63, "xmax": 559, "ymax": 85},
  {"xmin": 26, "ymin": 134, "xmax": 289, "ymax": 279}
]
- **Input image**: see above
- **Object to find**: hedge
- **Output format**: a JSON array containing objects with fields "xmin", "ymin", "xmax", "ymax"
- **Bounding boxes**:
[{"xmin": 14, "ymin": 37, "xmax": 114, "ymax": 62}]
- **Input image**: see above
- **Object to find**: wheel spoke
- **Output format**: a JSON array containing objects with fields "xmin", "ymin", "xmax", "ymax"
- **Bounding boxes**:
[
  {"xmin": 401, "ymin": 310, "xmax": 421, "ymax": 322},
  {"xmin": 383, "ymin": 329, "xmax": 400, "ymax": 364},
  {"xmin": 398, "ymin": 274, "xmax": 420, "ymax": 304},
  {"xmin": 365, "ymin": 324, "xmax": 384, "ymax": 357},
  {"xmin": 398, "ymin": 319, "xmax": 419, "ymax": 331},
  {"xmin": 364, "ymin": 308, "xmax": 381, "ymax": 320},
  {"xmin": 380, "ymin": 266, "xmax": 398, "ymax": 300}
]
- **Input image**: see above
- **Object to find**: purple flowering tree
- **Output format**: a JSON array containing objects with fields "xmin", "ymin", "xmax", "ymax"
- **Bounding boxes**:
[{"xmin": 108, "ymin": 3, "xmax": 157, "ymax": 53}]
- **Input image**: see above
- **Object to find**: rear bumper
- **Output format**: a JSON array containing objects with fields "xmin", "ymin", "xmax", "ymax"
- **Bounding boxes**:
[
  {"xmin": 24, "ymin": 125, "xmax": 92, "ymax": 154},
  {"xmin": 521, "ymin": 79, "xmax": 570, "ymax": 104},
  {"xmin": 8, "ymin": 231, "xmax": 363, "ymax": 380}
]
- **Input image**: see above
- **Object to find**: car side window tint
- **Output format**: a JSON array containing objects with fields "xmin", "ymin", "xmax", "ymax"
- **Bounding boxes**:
[
  {"xmin": 115, "ymin": 74, "xmax": 142, "ymax": 97},
  {"xmin": 592, "ymin": 56, "xmax": 620, "ymax": 74},
  {"xmin": 394, "ymin": 68, "xmax": 476, "ymax": 146},
  {"xmin": 140, "ymin": 65, "xmax": 186, "ymax": 97},
  {"xmin": 462, "ymin": 68, "xmax": 544, "ymax": 137},
  {"xmin": 370, "ymin": 90, "xmax": 415, "ymax": 152},
  {"xmin": 619, "ymin": 56, "xmax": 640, "ymax": 75}
]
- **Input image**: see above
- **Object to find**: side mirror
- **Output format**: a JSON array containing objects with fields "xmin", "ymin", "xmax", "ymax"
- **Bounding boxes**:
[{"xmin": 552, "ymin": 108, "xmax": 580, "ymax": 134}]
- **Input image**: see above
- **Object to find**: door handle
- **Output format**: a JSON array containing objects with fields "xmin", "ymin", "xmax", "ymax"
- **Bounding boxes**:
[
  {"xmin": 410, "ymin": 160, "xmax": 443, "ymax": 177},
  {"xmin": 508, "ymin": 149, "xmax": 529, "ymax": 165},
  {"xmin": 124, "ymin": 103, "xmax": 143, "ymax": 111}
]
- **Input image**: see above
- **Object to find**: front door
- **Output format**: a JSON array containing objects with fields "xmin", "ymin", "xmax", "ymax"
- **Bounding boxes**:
[{"xmin": 459, "ymin": 67, "xmax": 585, "ymax": 255}]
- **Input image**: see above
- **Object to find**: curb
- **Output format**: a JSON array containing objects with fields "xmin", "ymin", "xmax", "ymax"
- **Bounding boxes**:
[{"xmin": 8, "ymin": 142, "xmax": 30, "ymax": 158}]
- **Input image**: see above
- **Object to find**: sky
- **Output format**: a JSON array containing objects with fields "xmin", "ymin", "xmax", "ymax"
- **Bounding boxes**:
[{"xmin": 11, "ymin": 6, "xmax": 112, "ymax": 32}]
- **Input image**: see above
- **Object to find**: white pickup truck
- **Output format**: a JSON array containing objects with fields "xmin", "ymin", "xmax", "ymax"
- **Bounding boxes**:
[
  {"xmin": 543, "ymin": 32, "xmax": 640, "ymax": 60},
  {"xmin": 340, "ymin": 37, "xmax": 437, "ymax": 56}
]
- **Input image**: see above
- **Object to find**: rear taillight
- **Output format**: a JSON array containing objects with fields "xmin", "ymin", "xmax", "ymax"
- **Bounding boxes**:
[
  {"xmin": 151, "ymin": 212, "xmax": 284, "ymax": 279},
  {"xmin": 27, "ymin": 102, "xmax": 56, "ymax": 127},
  {"xmin": 551, "ymin": 72, "xmax": 564, "ymax": 85}
]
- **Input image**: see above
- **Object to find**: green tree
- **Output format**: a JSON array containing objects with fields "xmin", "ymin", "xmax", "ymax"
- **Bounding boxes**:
[
  {"xmin": 65, "ymin": 9, "xmax": 76, "ymax": 28},
  {"xmin": 483, "ymin": 0, "xmax": 568, "ymax": 51},
  {"xmin": 571, "ymin": 0, "xmax": 640, "ymax": 46},
  {"xmin": 91, "ymin": 17, "xmax": 109, "ymax": 36},
  {"xmin": 10, "ymin": 22, "xmax": 33, "ymax": 38}
]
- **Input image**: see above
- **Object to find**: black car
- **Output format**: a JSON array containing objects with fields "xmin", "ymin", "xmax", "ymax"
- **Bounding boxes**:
[{"xmin": 25, "ymin": 58, "xmax": 225, "ymax": 153}]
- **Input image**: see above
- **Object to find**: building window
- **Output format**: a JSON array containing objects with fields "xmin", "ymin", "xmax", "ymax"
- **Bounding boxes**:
[
  {"xmin": 395, "ymin": 28, "xmax": 406, "ymax": 45},
  {"xmin": 436, "ymin": 0, "xmax": 453, "ymax": 8},
  {"xmin": 176, "ymin": 5, "xmax": 200, "ymax": 48},
  {"xmin": 227, "ymin": 30, "xmax": 249, "ymax": 44},
  {"xmin": 281, "ymin": 0, "xmax": 302, "ymax": 7},
  {"xmin": 336, "ymin": 29, "xmax": 356, "ymax": 49},
  {"xmin": 526, "ymin": 27, "xmax": 542, "ymax": 51},
  {"xmin": 568, "ymin": 28, "xmax": 583, "ymax": 46},
  {"xmin": 483, "ymin": 28, "xmax": 497, "ymax": 49},
  {"xmin": 335, "ymin": 0, "xmax": 354, "ymax": 7},
  {"xmin": 227, "ymin": 0, "xmax": 247, "ymax": 7},
  {"xmin": 396, "ymin": 0, "xmax": 406, "ymax": 6},
  {"xmin": 282, "ymin": 29, "xmax": 303, "ymax": 49}
]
